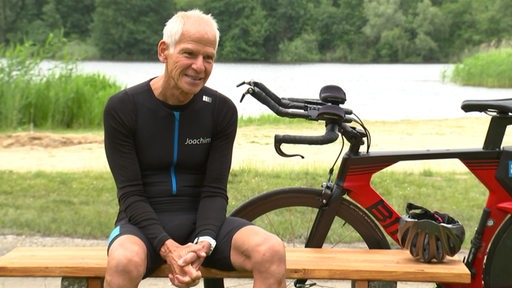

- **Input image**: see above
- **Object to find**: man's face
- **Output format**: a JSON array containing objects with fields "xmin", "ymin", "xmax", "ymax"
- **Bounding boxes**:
[{"xmin": 162, "ymin": 21, "xmax": 217, "ymax": 103}]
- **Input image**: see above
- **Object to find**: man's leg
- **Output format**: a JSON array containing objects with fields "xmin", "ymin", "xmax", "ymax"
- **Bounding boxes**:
[
  {"xmin": 104, "ymin": 235, "xmax": 147, "ymax": 288},
  {"xmin": 230, "ymin": 226, "xmax": 286, "ymax": 288}
]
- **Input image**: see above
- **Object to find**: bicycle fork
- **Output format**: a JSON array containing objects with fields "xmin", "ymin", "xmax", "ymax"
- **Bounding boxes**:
[
  {"xmin": 464, "ymin": 208, "xmax": 490, "ymax": 278},
  {"xmin": 305, "ymin": 186, "xmax": 340, "ymax": 244},
  {"xmin": 294, "ymin": 183, "xmax": 344, "ymax": 287}
]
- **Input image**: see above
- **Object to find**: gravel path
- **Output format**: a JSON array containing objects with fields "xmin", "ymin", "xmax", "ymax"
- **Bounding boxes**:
[{"xmin": 0, "ymin": 235, "xmax": 107, "ymax": 256}]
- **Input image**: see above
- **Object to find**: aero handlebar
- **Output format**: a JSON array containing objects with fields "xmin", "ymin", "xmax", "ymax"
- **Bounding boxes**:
[{"xmin": 238, "ymin": 81, "xmax": 367, "ymax": 157}]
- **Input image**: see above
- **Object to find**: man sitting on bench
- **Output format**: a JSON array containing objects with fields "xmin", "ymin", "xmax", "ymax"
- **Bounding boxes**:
[{"xmin": 102, "ymin": 9, "xmax": 286, "ymax": 288}]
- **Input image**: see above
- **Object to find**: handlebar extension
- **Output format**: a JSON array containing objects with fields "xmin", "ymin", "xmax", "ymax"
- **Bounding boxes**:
[
  {"xmin": 242, "ymin": 85, "xmax": 311, "ymax": 119},
  {"xmin": 238, "ymin": 80, "xmax": 351, "ymax": 120}
]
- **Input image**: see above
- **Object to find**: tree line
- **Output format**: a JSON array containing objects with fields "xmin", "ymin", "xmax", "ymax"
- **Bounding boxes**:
[{"xmin": 1, "ymin": 0, "xmax": 511, "ymax": 63}]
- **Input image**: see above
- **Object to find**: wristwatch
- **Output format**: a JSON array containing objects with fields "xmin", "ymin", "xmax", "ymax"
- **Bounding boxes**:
[{"xmin": 194, "ymin": 236, "xmax": 216, "ymax": 256}]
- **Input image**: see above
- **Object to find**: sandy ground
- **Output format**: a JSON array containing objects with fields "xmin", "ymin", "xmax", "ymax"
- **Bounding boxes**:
[
  {"xmin": 0, "ymin": 117, "xmax": 504, "ymax": 172},
  {"xmin": 0, "ymin": 118, "xmax": 490, "ymax": 287}
]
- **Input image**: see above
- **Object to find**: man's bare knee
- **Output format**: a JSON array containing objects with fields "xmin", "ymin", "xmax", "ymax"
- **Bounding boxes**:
[
  {"xmin": 253, "ymin": 233, "xmax": 285, "ymax": 267},
  {"xmin": 105, "ymin": 235, "xmax": 147, "ymax": 288}
]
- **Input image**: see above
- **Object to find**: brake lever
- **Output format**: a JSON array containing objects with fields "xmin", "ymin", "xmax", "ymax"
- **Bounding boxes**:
[
  {"xmin": 274, "ymin": 141, "xmax": 305, "ymax": 159},
  {"xmin": 239, "ymin": 87, "xmax": 255, "ymax": 103},
  {"xmin": 240, "ymin": 92, "xmax": 247, "ymax": 103},
  {"xmin": 237, "ymin": 81, "xmax": 255, "ymax": 103}
]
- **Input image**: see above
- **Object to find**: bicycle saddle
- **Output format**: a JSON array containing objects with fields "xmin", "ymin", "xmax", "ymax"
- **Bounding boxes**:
[{"xmin": 461, "ymin": 98, "xmax": 512, "ymax": 114}]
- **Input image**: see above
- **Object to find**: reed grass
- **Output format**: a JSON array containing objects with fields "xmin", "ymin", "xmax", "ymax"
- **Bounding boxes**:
[
  {"xmin": 0, "ymin": 39, "xmax": 122, "ymax": 131},
  {"xmin": 446, "ymin": 48, "xmax": 512, "ymax": 88}
]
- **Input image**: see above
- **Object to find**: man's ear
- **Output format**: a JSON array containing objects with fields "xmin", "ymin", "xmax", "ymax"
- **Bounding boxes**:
[{"xmin": 157, "ymin": 40, "xmax": 169, "ymax": 63}]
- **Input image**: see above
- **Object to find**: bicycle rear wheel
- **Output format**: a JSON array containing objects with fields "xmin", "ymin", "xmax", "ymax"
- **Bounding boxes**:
[
  {"xmin": 483, "ymin": 215, "xmax": 512, "ymax": 287},
  {"xmin": 230, "ymin": 187, "xmax": 395, "ymax": 288}
]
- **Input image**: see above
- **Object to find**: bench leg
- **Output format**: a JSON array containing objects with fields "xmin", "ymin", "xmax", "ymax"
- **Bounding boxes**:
[
  {"xmin": 87, "ymin": 278, "xmax": 104, "ymax": 288},
  {"xmin": 203, "ymin": 277, "xmax": 225, "ymax": 288},
  {"xmin": 353, "ymin": 280, "xmax": 368, "ymax": 288},
  {"xmin": 61, "ymin": 277, "xmax": 103, "ymax": 288}
]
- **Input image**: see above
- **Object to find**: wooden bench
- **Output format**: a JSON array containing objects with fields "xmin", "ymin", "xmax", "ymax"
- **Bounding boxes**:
[{"xmin": 0, "ymin": 247, "xmax": 470, "ymax": 288}]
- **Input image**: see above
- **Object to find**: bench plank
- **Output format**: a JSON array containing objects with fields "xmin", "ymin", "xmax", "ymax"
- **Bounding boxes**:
[{"xmin": 0, "ymin": 247, "xmax": 470, "ymax": 284}]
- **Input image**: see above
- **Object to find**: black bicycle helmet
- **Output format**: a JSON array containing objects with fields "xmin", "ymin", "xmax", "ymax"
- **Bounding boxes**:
[{"xmin": 397, "ymin": 202, "xmax": 465, "ymax": 263}]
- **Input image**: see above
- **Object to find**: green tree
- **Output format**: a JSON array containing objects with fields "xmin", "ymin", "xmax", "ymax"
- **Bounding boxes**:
[
  {"xmin": 438, "ymin": 0, "xmax": 485, "ymax": 58},
  {"xmin": 261, "ymin": 0, "xmax": 313, "ymax": 60},
  {"xmin": 3, "ymin": 0, "xmax": 512, "ymax": 63},
  {"xmin": 205, "ymin": 0, "xmax": 270, "ymax": 61},
  {"xmin": 277, "ymin": 32, "xmax": 320, "ymax": 62},
  {"xmin": 175, "ymin": 0, "xmax": 206, "ymax": 10},
  {"xmin": 23, "ymin": 0, "xmax": 62, "ymax": 45},
  {"xmin": 54, "ymin": 0, "xmax": 95, "ymax": 39},
  {"xmin": 493, "ymin": 0, "xmax": 512, "ymax": 40},
  {"xmin": 362, "ymin": 0, "xmax": 448, "ymax": 62},
  {"xmin": 478, "ymin": 0, "xmax": 512, "ymax": 44},
  {"xmin": 91, "ymin": 0, "xmax": 174, "ymax": 60},
  {"xmin": 313, "ymin": 0, "xmax": 367, "ymax": 62},
  {"xmin": 1, "ymin": 0, "xmax": 96, "ymax": 57},
  {"xmin": 0, "ymin": 0, "xmax": 47, "ymax": 45},
  {"xmin": 410, "ymin": 0, "xmax": 447, "ymax": 61},
  {"xmin": 0, "ymin": 0, "xmax": 24, "ymax": 45},
  {"xmin": 363, "ymin": 0, "xmax": 408, "ymax": 62}
]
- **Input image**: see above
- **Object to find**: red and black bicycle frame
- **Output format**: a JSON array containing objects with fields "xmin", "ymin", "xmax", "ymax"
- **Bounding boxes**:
[{"xmin": 335, "ymin": 147, "xmax": 512, "ymax": 287}]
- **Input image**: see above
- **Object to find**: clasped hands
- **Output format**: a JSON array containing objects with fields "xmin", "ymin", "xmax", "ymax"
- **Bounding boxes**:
[{"xmin": 160, "ymin": 239, "xmax": 211, "ymax": 288}]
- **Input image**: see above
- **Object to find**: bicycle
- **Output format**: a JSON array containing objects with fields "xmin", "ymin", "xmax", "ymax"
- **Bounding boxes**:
[{"xmin": 216, "ymin": 81, "xmax": 512, "ymax": 288}]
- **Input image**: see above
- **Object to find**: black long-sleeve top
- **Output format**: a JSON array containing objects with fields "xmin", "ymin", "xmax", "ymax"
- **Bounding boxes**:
[{"xmin": 103, "ymin": 79, "xmax": 237, "ymax": 252}]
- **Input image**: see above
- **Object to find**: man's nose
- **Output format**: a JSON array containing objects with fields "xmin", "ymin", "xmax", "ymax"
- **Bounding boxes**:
[{"xmin": 191, "ymin": 56, "xmax": 206, "ymax": 72}]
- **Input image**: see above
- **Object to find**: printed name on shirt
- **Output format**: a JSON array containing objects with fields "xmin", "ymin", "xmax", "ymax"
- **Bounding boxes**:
[{"xmin": 185, "ymin": 137, "xmax": 212, "ymax": 145}]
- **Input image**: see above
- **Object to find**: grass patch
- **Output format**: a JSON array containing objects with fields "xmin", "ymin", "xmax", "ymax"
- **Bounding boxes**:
[
  {"xmin": 0, "ymin": 168, "xmax": 486, "ymax": 249},
  {"xmin": 238, "ymin": 113, "xmax": 313, "ymax": 127},
  {"xmin": 0, "ymin": 170, "xmax": 116, "ymax": 238}
]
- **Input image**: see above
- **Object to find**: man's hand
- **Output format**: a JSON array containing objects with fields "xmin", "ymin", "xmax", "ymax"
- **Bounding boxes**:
[
  {"xmin": 159, "ymin": 239, "xmax": 208, "ymax": 287},
  {"xmin": 181, "ymin": 240, "xmax": 211, "ymax": 270}
]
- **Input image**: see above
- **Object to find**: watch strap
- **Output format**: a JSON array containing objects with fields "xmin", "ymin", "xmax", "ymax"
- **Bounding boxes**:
[{"xmin": 194, "ymin": 236, "xmax": 216, "ymax": 255}]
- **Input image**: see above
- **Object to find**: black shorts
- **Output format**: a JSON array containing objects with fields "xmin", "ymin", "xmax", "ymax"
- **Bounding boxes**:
[{"xmin": 107, "ymin": 215, "xmax": 252, "ymax": 278}]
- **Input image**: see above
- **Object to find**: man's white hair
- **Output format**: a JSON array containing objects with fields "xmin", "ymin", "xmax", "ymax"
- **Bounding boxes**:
[{"xmin": 162, "ymin": 9, "xmax": 220, "ymax": 51}]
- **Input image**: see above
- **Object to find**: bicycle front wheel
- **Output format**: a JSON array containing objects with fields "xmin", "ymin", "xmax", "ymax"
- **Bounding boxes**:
[
  {"xmin": 230, "ymin": 187, "xmax": 394, "ymax": 288},
  {"xmin": 231, "ymin": 187, "xmax": 389, "ymax": 248}
]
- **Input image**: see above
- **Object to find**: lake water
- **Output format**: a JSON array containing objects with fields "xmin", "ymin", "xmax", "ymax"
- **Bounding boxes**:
[{"xmin": 78, "ymin": 61, "xmax": 512, "ymax": 121}]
